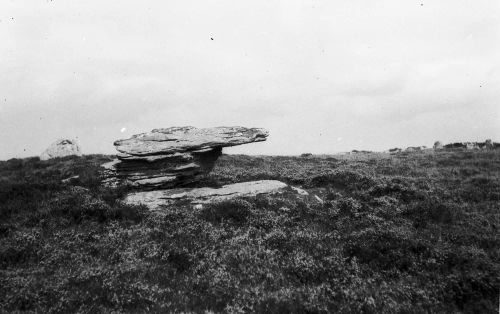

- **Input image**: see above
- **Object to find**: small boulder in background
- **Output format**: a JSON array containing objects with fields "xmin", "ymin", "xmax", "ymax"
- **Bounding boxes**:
[
  {"xmin": 405, "ymin": 146, "xmax": 426, "ymax": 152},
  {"xmin": 485, "ymin": 139, "xmax": 493, "ymax": 149},
  {"xmin": 433, "ymin": 141, "xmax": 443, "ymax": 150},
  {"xmin": 40, "ymin": 139, "xmax": 82, "ymax": 160}
]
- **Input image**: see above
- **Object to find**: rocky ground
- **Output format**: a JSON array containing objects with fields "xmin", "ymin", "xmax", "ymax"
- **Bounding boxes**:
[{"xmin": 0, "ymin": 149, "xmax": 499, "ymax": 313}]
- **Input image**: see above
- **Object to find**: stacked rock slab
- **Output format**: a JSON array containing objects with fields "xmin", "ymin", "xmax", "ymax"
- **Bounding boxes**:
[{"xmin": 103, "ymin": 126, "xmax": 268, "ymax": 189}]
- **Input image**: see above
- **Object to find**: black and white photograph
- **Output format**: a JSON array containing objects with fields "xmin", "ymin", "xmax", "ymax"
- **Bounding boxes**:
[{"xmin": 1, "ymin": 1, "xmax": 499, "ymax": 313}]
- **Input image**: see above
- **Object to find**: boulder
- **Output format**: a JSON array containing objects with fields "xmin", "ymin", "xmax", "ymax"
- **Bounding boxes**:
[
  {"xmin": 406, "ymin": 146, "xmax": 427, "ymax": 152},
  {"xmin": 465, "ymin": 142, "xmax": 479, "ymax": 150},
  {"xmin": 389, "ymin": 148, "xmax": 402, "ymax": 154},
  {"xmin": 440, "ymin": 140, "xmax": 499, "ymax": 150},
  {"xmin": 484, "ymin": 139, "xmax": 493, "ymax": 149},
  {"xmin": 104, "ymin": 126, "xmax": 268, "ymax": 189},
  {"xmin": 123, "ymin": 180, "xmax": 295, "ymax": 210},
  {"xmin": 433, "ymin": 141, "xmax": 443, "ymax": 150},
  {"xmin": 40, "ymin": 139, "xmax": 82, "ymax": 160}
]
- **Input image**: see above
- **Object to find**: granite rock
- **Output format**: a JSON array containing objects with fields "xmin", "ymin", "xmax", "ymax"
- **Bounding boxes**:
[
  {"xmin": 123, "ymin": 180, "xmax": 292, "ymax": 210},
  {"xmin": 102, "ymin": 147, "xmax": 222, "ymax": 189},
  {"xmin": 104, "ymin": 126, "xmax": 268, "ymax": 190},
  {"xmin": 40, "ymin": 139, "xmax": 82, "ymax": 160}
]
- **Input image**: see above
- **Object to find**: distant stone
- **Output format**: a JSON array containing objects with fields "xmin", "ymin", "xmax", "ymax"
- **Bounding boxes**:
[
  {"xmin": 351, "ymin": 150, "xmax": 372, "ymax": 154},
  {"xmin": 433, "ymin": 141, "xmax": 443, "ymax": 150},
  {"xmin": 485, "ymin": 139, "xmax": 493, "ymax": 149},
  {"xmin": 40, "ymin": 139, "xmax": 82, "ymax": 160},
  {"xmin": 440, "ymin": 140, "xmax": 499, "ymax": 150},
  {"xmin": 405, "ymin": 146, "xmax": 427, "ymax": 152},
  {"xmin": 123, "ymin": 180, "xmax": 292, "ymax": 210},
  {"xmin": 389, "ymin": 148, "xmax": 402, "ymax": 154},
  {"xmin": 465, "ymin": 142, "xmax": 478, "ymax": 150}
]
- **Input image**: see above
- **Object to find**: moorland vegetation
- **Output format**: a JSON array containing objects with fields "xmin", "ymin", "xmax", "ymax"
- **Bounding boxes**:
[{"xmin": 0, "ymin": 150, "xmax": 499, "ymax": 313}]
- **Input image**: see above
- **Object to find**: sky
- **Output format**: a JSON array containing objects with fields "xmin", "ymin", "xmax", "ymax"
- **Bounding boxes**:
[{"xmin": 1, "ymin": 0, "xmax": 499, "ymax": 159}]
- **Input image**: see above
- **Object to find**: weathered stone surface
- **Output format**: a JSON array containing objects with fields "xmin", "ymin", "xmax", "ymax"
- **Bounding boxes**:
[
  {"xmin": 123, "ymin": 180, "xmax": 292, "ymax": 210},
  {"xmin": 291, "ymin": 186, "xmax": 309, "ymax": 196},
  {"xmin": 405, "ymin": 146, "xmax": 426, "ymax": 152},
  {"xmin": 104, "ymin": 126, "xmax": 268, "ymax": 190},
  {"xmin": 102, "ymin": 147, "xmax": 222, "ymax": 189},
  {"xmin": 40, "ymin": 139, "xmax": 82, "ymax": 160},
  {"xmin": 114, "ymin": 126, "xmax": 268, "ymax": 158}
]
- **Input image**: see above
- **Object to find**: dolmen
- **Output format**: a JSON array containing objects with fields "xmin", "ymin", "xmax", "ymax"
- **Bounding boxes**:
[
  {"xmin": 103, "ymin": 126, "xmax": 308, "ymax": 209},
  {"xmin": 103, "ymin": 126, "xmax": 268, "ymax": 189}
]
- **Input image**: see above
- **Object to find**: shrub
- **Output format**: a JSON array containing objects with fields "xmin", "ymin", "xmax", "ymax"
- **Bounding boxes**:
[
  {"xmin": 404, "ymin": 198, "xmax": 462, "ymax": 227},
  {"xmin": 39, "ymin": 186, "xmax": 145, "ymax": 224},
  {"xmin": 337, "ymin": 197, "xmax": 362, "ymax": 215},
  {"xmin": 307, "ymin": 169, "xmax": 377, "ymax": 191},
  {"xmin": 200, "ymin": 199, "xmax": 253, "ymax": 224},
  {"xmin": 369, "ymin": 178, "xmax": 428, "ymax": 202}
]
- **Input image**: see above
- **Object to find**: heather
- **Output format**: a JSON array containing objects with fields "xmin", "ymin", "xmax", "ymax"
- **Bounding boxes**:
[{"xmin": 0, "ymin": 150, "xmax": 498, "ymax": 313}]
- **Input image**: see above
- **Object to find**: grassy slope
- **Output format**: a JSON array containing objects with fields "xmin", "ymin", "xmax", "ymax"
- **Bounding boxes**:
[{"xmin": 0, "ymin": 150, "xmax": 499, "ymax": 313}]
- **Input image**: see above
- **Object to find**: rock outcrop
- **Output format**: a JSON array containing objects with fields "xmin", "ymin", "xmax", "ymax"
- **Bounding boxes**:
[
  {"xmin": 389, "ymin": 148, "xmax": 402, "ymax": 154},
  {"xmin": 40, "ymin": 139, "xmax": 82, "ymax": 160},
  {"xmin": 405, "ymin": 146, "xmax": 427, "ymax": 152},
  {"xmin": 123, "ymin": 180, "xmax": 292, "ymax": 210},
  {"xmin": 103, "ymin": 126, "xmax": 268, "ymax": 189},
  {"xmin": 103, "ymin": 126, "xmax": 308, "ymax": 211},
  {"xmin": 438, "ymin": 140, "xmax": 499, "ymax": 150}
]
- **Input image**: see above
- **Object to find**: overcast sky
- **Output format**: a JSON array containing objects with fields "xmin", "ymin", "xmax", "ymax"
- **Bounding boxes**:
[{"xmin": 1, "ymin": 0, "xmax": 499, "ymax": 159}]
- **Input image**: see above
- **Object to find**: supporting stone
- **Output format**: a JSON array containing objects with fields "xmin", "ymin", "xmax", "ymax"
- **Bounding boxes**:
[{"xmin": 123, "ymin": 180, "xmax": 297, "ymax": 210}]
